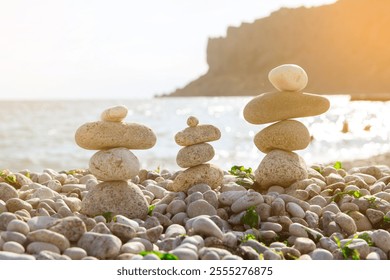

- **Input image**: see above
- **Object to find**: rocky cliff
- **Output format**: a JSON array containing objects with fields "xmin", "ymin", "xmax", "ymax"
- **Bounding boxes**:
[{"xmin": 169, "ymin": 0, "xmax": 390, "ymax": 99}]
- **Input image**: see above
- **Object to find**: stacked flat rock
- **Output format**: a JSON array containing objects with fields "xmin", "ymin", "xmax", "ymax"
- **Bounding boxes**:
[
  {"xmin": 75, "ymin": 105, "xmax": 157, "ymax": 219},
  {"xmin": 168, "ymin": 116, "xmax": 224, "ymax": 192},
  {"xmin": 243, "ymin": 64, "xmax": 330, "ymax": 189}
]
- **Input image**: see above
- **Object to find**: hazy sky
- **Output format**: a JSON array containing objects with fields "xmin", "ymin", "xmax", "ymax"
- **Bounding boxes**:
[{"xmin": 0, "ymin": 0, "xmax": 336, "ymax": 100}]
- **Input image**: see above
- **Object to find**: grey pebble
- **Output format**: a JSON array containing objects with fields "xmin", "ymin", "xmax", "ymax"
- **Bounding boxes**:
[
  {"xmin": 187, "ymin": 199, "xmax": 217, "ymax": 218},
  {"xmin": 0, "ymin": 251, "xmax": 36, "ymax": 260},
  {"xmin": 78, "ymin": 232, "xmax": 122, "ymax": 259}
]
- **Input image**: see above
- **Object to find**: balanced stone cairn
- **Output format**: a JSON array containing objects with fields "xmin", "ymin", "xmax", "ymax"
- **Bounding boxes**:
[
  {"xmin": 167, "ymin": 116, "xmax": 224, "ymax": 192},
  {"xmin": 243, "ymin": 64, "xmax": 330, "ymax": 189},
  {"xmin": 75, "ymin": 105, "xmax": 157, "ymax": 219}
]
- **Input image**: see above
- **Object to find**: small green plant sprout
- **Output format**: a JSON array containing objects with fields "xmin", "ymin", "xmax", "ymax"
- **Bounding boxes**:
[
  {"xmin": 364, "ymin": 196, "xmax": 378, "ymax": 208},
  {"xmin": 241, "ymin": 206, "xmax": 259, "ymax": 228},
  {"xmin": 384, "ymin": 216, "xmax": 390, "ymax": 224},
  {"xmin": 140, "ymin": 251, "xmax": 178, "ymax": 260},
  {"xmin": 332, "ymin": 190, "xmax": 363, "ymax": 203},
  {"xmin": 154, "ymin": 166, "xmax": 161, "ymax": 174},
  {"xmin": 229, "ymin": 165, "xmax": 255, "ymax": 187},
  {"xmin": 240, "ymin": 233, "xmax": 257, "ymax": 243},
  {"xmin": 5, "ymin": 174, "xmax": 17, "ymax": 185},
  {"xmin": 148, "ymin": 205, "xmax": 156, "ymax": 216},
  {"xmin": 358, "ymin": 233, "xmax": 374, "ymax": 246},
  {"xmin": 65, "ymin": 169, "xmax": 79, "ymax": 175},
  {"xmin": 334, "ymin": 235, "xmax": 360, "ymax": 260},
  {"xmin": 229, "ymin": 165, "xmax": 253, "ymax": 179},
  {"xmin": 0, "ymin": 171, "xmax": 20, "ymax": 188},
  {"xmin": 102, "ymin": 211, "xmax": 113, "ymax": 223},
  {"xmin": 333, "ymin": 161, "xmax": 343, "ymax": 170}
]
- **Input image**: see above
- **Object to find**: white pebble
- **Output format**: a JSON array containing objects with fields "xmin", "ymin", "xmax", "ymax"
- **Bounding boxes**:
[
  {"xmin": 2, "ymin": 241, "xmax": 25, "ymax": 254},
  {"xmin": 7, "ymin": 219, "xmax": 30, "ymax": 235},
  {"xmin": 268, "ymin": 64, "xmax": 308, "ymax": 92}
]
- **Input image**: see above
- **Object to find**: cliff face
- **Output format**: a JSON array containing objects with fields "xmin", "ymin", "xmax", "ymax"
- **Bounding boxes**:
[{"xmin": 169, "ymin": 0, "xmax": 390, "ymax": 97}]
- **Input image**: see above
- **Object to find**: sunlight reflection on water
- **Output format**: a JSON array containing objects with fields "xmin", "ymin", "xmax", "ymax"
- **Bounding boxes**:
[{"xmin": 1, "ymin": 95, "xmax": 390, "ymax": 172}]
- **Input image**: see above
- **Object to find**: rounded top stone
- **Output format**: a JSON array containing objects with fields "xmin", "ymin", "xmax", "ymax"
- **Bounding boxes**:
[
  {"xmin": 268, "ymin": 64, "xmax": 308, "ymax": 92},
  {"xmin": 187, "ymin": 116, "xmax": 199, "ymax": 127},
  {"xmin": 101, "ymin": 105, "xmax": 128, "ymax": 122}
]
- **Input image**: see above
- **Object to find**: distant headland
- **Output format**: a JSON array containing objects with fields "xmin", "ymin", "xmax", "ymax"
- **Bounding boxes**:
[{"xmin": 162, "ymin": 0, "xmax": 390, "ymax": 100}]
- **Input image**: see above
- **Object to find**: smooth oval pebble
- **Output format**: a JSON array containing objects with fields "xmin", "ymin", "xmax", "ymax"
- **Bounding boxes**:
[
  {"xmin": 176, "ymin": 143, "xmax": 215, "ymax": 168},
  {"xmin": 6, "ymin": 198, "xmax": 33, "ymax": 213},
  {"xmin": 78, "ymin": 232, "xmax": 122, "ymax": 259},
  {"xmin": 187, "ymin": 199, "xmax": 217, "ymax": 218},
  {"xmin": 167, "ymin": 200, "xmax": 187, "ymax": 215},
  {"xmin": 7, "ymin": 219, "xmax": 30, "ymax": 235},
  {"xmin": 2, "ymin": 241, "xmax": 25, "ymax": 254},
  {"xmin": 286, "ymin": 202, "xmax": 305, "ymax": 218},
  {"xmin": 310, "ymin": 248, "xmax": 334, "ymax": 260},
  {"xmin": 27, "ymin": 229, "xmax": 70, "ymax": 252},
  {"xmin": 121, "ymin": 241, "xmax": 145, "ymax": 254},
  {"xmin": 175, "ymin": 124, "xmax": 221, "ymax": 146},
  {"xmin": 0, "ymin": 251, "xmax": 35, "ymax": 260},
  {"xmin": 1, "ymin": 231, "xmax": 27, "ymax": 244},
  {"xmin": 348, "ymin": 211, "xmax": 373, "ymax": 231},
  {"xmin": 371, "ymin": 230, "xmax": 390, "ymax": 253},
  {"xmin": 27, "ymin": 242, "xmax": 61, "ymax": 255},
  {"xmin": 335, "ymin": 212, "xmax": 357, "ymax": 236},
  {"xmin": 219, "ymin": 191, "xmax": 248, "ymax": 206},
  {"xmin": 293, "ymin": 237, "xmax": 316, "ymax": 254},
  {"xmin": 75, "ymin": 121, "xmax": 156, "ymax": 150},
  {"xmin": 0, "ymin": 183, "xmax": 18, "ymax": 202},
  {"xmin": 101, "ymin": 105, "xmax": 128, "ymax": 122},
  {"xmin": 63, "ymin": 247, "xmax": 88, "ymax": 260},
  {"xmin": 231, "ymin": 192, "xmax": 264, "ymax": 213},
  {"xmin": 191, "ymin": 217, "xmax": 223, "ymax": 239},
  {"xmin": 243, "ymin": 91, "xmax": 330, "ymax": 125},
  {"xmin": 165, "ymin": 224, "xmax": 186, "ymax": 238},
  {"xmin": 268, "ymin": 64, "xmax": 308, "ymax": 92},
  {"xmin": 89, "ymin": 148, "xmax": 140, "ymax": 181},
  {"xmin": 254, "ymin": 120, "xmax": 310, "ymax": 153},
  {"xmin": 169, "ymin": 247, "xmax": 198, "ymax": 260}
]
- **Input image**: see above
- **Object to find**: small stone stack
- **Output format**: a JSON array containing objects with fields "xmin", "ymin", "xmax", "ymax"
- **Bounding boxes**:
[
  {"xmin": 168, "ymin": 116, "xmax": 224, "ymax": 192},
  {"xmin": 243, "ymin": 64, "xmax": 330, "ymax": 189},
  {"xmin": 75, "ymin": 105, "xmax": 157, "ymax": 219}
]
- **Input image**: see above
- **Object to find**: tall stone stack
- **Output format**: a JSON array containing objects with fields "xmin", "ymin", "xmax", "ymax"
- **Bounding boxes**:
[
  {"xmin": 75, "ymin": 105, "xmax": 157, "ymax": 219},
  {"xmin": 243, "ymin": 64, "xmax": 330, "ymax": 189},
  {"xmin": 168, "ymin": 116, "xmax": 224, "ymax": 192}
]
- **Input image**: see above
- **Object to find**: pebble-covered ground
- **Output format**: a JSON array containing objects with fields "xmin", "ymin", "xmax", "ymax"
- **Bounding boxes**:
[{"xmin": 1, "ymin": 164, "xmax": 390, "ymax": 260}]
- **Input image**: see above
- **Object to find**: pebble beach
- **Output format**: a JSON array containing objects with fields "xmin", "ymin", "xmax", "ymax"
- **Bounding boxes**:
[{"xmin": 1, "ymin": 163, "xmax": 390, "ymax": 260}]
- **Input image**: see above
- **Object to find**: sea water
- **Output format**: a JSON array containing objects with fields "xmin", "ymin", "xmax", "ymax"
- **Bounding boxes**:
[{"xmin": 1, "ymin": 96, "xmax": 390, "ymax": 172}]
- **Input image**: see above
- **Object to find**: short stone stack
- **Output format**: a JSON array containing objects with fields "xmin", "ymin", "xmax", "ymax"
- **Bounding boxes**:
[
  {"xmin": 168, "ymin": 116, "xmax": 224, "ymax": 192},
  {"xmin": 75, "ymin": 105, "xmax": 157, "ymax": 219},
  {"xmin": 243, "ymin": 64, "xmax": 330, "ymax": 189}
]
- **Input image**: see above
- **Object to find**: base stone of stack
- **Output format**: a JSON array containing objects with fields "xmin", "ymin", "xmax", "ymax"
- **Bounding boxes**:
[
  {"xmin": 255, "ymin": 149, "xmax": 308, "ymax": 189},
  {"xmin": 80, "ymin": 181, "xmax": 148, "ymax": 219},
  {"xmin": 168, "ymin": 164, "xmax": 223, "ymax": 192}
]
